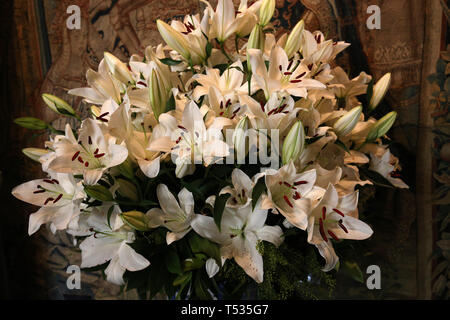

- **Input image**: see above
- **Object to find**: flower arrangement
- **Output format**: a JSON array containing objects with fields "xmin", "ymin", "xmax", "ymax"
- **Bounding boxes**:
[{"xmin": 12, "ymin": 0, "xmax": 408, "ymax": 299}]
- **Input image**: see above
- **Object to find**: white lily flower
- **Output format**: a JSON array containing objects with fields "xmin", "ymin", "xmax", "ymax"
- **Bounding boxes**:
[
  {"xmin": 147, "ymin": 184, "xmax": 195, "ymax": 244},
  {"xmin": 306, "ymin": 183, "xmax": 373, "ymax": 271},
  {"xmin": 284, "ymin": 20, "xmax": 305, "ymax": 59},
  {"xmin": 220, "ymin": 168, "xmax": 254, "ymax": 207},
  {"xmin": 149, "ymin": 101, "xmax": 230, "ymax": 178},
  {"xmin": 301, "ymin": 30, "xmax": 349, "ymax": 65},
  {"xmin": 79, "ymin": 209, "xmax": 150, "ymax": 286},
  {"xmin": 104, "ymin": 52, "xmax": 135, "ymax": 85},
  {"xmin": 69, "ymin": 59, "xmax": 122, "ymax": 105},
  {"xmin": 12, "ymin": 173, "xmax": 85, "ymax": 235},
  {"xmin": 369, "ymin": 73, "xmax": 391, "ymax": 110},
  {"xmin": 191, "ymin": 199, "xmax": 283, "ymax": 283},
  {"xmin": 189, "ymin": 60, "xmax": 245, "ymax": 101},
  {"xmin": 328, "ymin": 67, "xmax": 371, "ymax": 109},
  {"xmin": 259, "ymin": 0, "xmax": 275, "ymax": 27},
  {"xmin": 369, "ymin": 149, "xmax": 409, "ymax": 189},
  {"xmin": 333, "ymin": 105, "xmax": 363, "ymax": 137},
  {"xmin": 205, "ymin": 258, "xmax": 220, "ymax": 278},
  {"xmin": 261, "ymin": 161, "xmax": 317, "ymax": 230},
  {"xmin": 49, "ymin": 119, "xmax": 128, "ymax": 185},
  {"xmin": 248, "ymin": 46, "xmax": 326, "ymax": 100}
]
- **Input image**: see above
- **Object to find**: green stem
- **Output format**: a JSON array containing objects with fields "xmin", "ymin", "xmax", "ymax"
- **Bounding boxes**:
[{"xmin": 219, "ymin": 41, "xmax": 233, "ymax": 63}]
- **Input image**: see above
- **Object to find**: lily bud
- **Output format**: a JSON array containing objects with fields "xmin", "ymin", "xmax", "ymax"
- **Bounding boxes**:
[
  {"xmin": 333, "ymin": 106, "xmax": 362, "ymax": 137},
  {"xmin": 282, "ymin": 120, "xmax": 305, "ymax": 165},
  {"xmin": 116, "ymin": 178, "xmax": 139, "ymax": 202},
  {"xmin": 369, "ymin": 73, "xmax": 391, "ymax": 110},
  {"xmin": 104, "ymin": 52, "xmax": 134, "ymax": 85},
  {"xmin": 247, "ymin": 25, "xmax": 265, "ymax": 72},
  {"xmin": 42, "ymin": 94, "xmax": 77, "ymax": 117},
  {"xmin": 157, "ymin": 20, "xmax": 191, "ymax": 61},
  {"xmin": 259, "ymin": 0, "xmax": 275, "ymax": 27},
  {"xmin": 14, "ymin": 117, "xmax": 48, "ymax": 130},
  {"xmin": 120, "ymin": 211, "xmax": 151, "ymax": 232},
  {"xmin": 366, "ymin": 111, "xmax": 397, "ymax": 142},
  {"xmin": 233, "ymin": 116, "xmax": 249, "ymax": 163},
  {"xmin": 284, "ymin": 20, "xmax": 304, "ymax": 59},
  {"xmin": 149, "ymin": 68, "xmax": 170, "ymax": 120},
  {"xmin": 22, "ymin": 148, "xmax": 49, "ymax": 162}
]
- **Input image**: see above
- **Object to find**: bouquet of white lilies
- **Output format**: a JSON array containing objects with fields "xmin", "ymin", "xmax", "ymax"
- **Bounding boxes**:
[{"xmin": 12, "ymin": 0, "xmax": 408, "ymax": 299}]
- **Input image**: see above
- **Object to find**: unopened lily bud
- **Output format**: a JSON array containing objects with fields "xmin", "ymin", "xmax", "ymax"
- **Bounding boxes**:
[
  {"xmin": 22, "ymin": 148, "xmax": 49, "ymax": 162},
  {"xmin": 259, "ymin": 0, "xmax": 275, "ymax": 27},
  {"xmin": 333, "ymin": 106, "xmax": 362, "ymax": 137},
  {"xmin": 366, "ymin": 111, "xmax": 397, "ymax": 142},
  {"xmin": 284, "ymin": 20, "xmax": 304, "ymax": 59},
  {"xmin": 247, "ymin": 25, "xmax": 265, "ymax": 73},
  {"xmin": 14, "ymin": 117, "xmax": 48, "ymax": 130},
  {"xmin": 116, "ymin": 178, "xmax": 139, "ymax": 202},
  {"xmin": 104, "ymin": 52, "xmax": 134, "ymax": 85},
  {"xmin": 42, "ymin": 94, "xmax": 77, "ymax": 117},
  {"xmin": 369, "ymin": 73, "xmax": 391, "ymax": 110},
  {"xmin": 233, "ymin": 116, "xmax": 249, "ymax": 163},
  {"xmin": 149, "ymin": 68, "xmax": 170, "ymax": 120},
  {"xmin": 157, "ymin": 20, "xmax": 191, "ymax": 61},
  {"xmin": 282, "ymin": 120, "xmax": 305, "ymax": 165},
  {"xmin": 120, "ymin": 211, "xmax": 151, "ymax": 232}
]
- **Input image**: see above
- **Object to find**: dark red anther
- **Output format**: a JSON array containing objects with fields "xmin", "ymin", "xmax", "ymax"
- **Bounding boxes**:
[
  {"xmin": 296, "ymin": 72, "xmax": 306, "ymax": 79},
  {"xmin": 338, "ymin": 220, "xmax": 348, "ymax": 233},
  {"xmin": 176, "ymin": 137, "xmax": 182, "ymax": 144},
  {"xmin": 333, "ymin": 208, "xmax": 345, "ymax": 217},
  {"xmin": 287, "ymin": 60, "xmax": 293, "ymax": 70},
  {"xmin": 72, "ymin": 151, "xmax": 80, "ymax": 161},
  {"xmin": 178, "ymin": 125, "xmax": 187, "ymax": 131},
  {"xmin": 53, "ymin": 194, "xmax": 63, "ymax": 204},
  {"xmin": 88, "ymin": 136, "xmax": 92, "ymax": 145},
  {"xmin": 279, "ymin": 65, "xmax": 282, "ymax": 71},
  {"xmin": 328, "ymin": 230, "xmax": 339, "ymax": 241},
  {"xmin": 267, "ymin": 108, "xmax": 276, "ymax": 116},
  {"xmin": 293, "ymin": 192, "xmax": 301, "ymax": 200},
  {"xmin": 284, "ymin": 72, "xmax": 293, "ymax": 76},
  {"xmin": 283, "ymin": 181, "xmax": 292, "ymax": 188},
  {"xmin": 294, "ymin": 180, "xmax": 308, "ymax": 186},
  {"xmin": 33, "ymin": 190, "xmax": 46, "ymax": 194},
  {"xmin": 78, "ymin": 156, "xmax": 84, "ymax": 164},
  {"xmin": 283, "ymin": 195, "xmax": 293, "ymax": 208},
  {"xmin": 43, "ymin": 179, "xmax": 54, "ymax": 184},
  {"xmin": 52, "ymin": 179, "xmax": 59, "ymax": 184},
  {"xmin": 290, "ymin": 79, "xmax": 303, "ymax": 83},
  {"xmin": 319, "ymin": 218, "xmax": 327, "ymax": 242},
  {"xmin": 94, "ymin": 153, "xmax": 105, "ymax": 158},
  {"xmin": 242, "ymin": 189, "xmax": 246, "ymax": 198},
  {"xmin": 233, "ymin": 107, "xmax": 241, "ymax": 114},
  {"xmin": 277, "ymin": 104, "xmax": 287, "ymax": 113},
  {"xmin": 260, "ymin": 101, "xmax": 265, "ymax": 112},
  {"xmin": 220, "ymin": 101, "xmax": 224, "ymax": 109},
  {"xmin": 226, "ymin": 99, "xmax": 232, "ymax": 107},
  {"xmin": 308, "ymin": 64, "xmax": 313, "ymax": 70},
  {"xmin": 137, "ymin": 81, "xmax": 147, "ymax": 87},
  {"xmin": 44, "ymin": 197, "xmax": 54, "ymax": 205},
  {"xmin": 279, "ymin": 181, "xmax": 283, "ymax": 185},
  {"xmin": 322, "ymin": 206, "xmax": 327, "ymax": 220},
  {"xmin": 219, "ymin": 112, "xmax": 224, "ymax": 116},
  {"xmin": 85, "ymin": 161, "xmax": 89, "ymax": 167}
]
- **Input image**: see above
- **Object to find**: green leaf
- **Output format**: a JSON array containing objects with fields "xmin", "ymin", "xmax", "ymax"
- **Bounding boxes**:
[
  {"xmin": 188, "ymin": 234, "xmax": 221, "ymax": 267},
  {"xmin": 252, "ymin": 178, "xmax": 267, "ymax": 210},
  {"xmin": 214, "ymin": 193, "xmax": 231, "ymax": 231},
  {"xmin": 173, "ymin": 272, "xmax": 192, "ymax": 286},
  {"xmin": 341, "ymin": 261, "xmax": 364, "ymax": 283},
  {"xmin": 160, "ymin": 58, "xmax": 183, "ymax": 66},
  {"xmin": 335, "ymin": 139, "xmax": 351, "ymax": 154},
  {"xmin": 183, "ymin": 254, "xmax": 207, "ymax": 272},
  {"xmin": 194, "ymin": 272, "xmax": 212, "ymax": 300},
  {"xmin": 14, "ymin": 117, "xmax": 48, "ymax": 130},
  {"xmin": 84, "ymin": 184, "xmax": 114, "ymax": 202},
  {"xmin": 107, "ymin": 205, "xmax": 115, "ymax": 229},
  {"xmin": 206, "ymin": 42, "xmax": 212, "ymax": 60},
  {"xmin": 165, "ymin": 248, "xmax": 183, "ymax": 275},
  {"xmin": 117, "ymin": 157, "xmax": 134, "ymax": 180},
  {"xmin": 165, "ymin": 93, "xmax": 176, "ymax": 113}
]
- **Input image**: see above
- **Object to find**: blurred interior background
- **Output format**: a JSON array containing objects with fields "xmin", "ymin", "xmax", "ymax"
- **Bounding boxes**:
[{"xmin": 0, "ymin": 0, "xmax": 448, "ymax": 299}]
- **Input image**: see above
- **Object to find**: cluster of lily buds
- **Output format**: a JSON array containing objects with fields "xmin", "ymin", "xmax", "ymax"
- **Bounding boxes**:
[{"xmin": 11, "ymin": 0, "xmax": 407, "ymax": 288}]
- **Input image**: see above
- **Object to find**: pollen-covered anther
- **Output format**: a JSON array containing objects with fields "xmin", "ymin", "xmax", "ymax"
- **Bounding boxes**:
[
  {"xmin": 72, "ymin": 151, "xmax": 80, "ymax": 161},
  {"xmin": 338, "ymin": 219, "xmax": 348, "ymax": 233},
  {"xmin": 322, "ymin": 206, "xmax": 326, "ymax": 220},
  {"xmin": 53, "ymin": 194, "xmax": 63, "ymax": 204},
  {"xmin": 293, "ymin": 192, "xmax": 301, "ymax": 200},
  {"xmin": 44, "ymin": 197, "xmax": 55, "ymax": 205},
  {"xmin": 333, "ymin": 208, "xmax": 345, "ymax": 217},
  {"xmin": 283, "ymin": 195, "xmax": 293, "ymax": 208},
  {"xmin": 43, "ymin": 179, "xmax": 55, "ymax": 184},
  {"xmin": 94, "ymin": 153, "xmax": 105, "ymax": 158},
  {"xmin": 85, "ymin": 161, "xmax": 90, "ymax": 167},
  {"xmin": 77, "ymin": 156, "xmax": 84, "ymax": 164},
  {"xmin": 319, "ymin": 218, "xmax": 327, "ymax": 242},
  {"xmin": 290, "ymin": 79, "xmax": 302, "ymax": 83},
  {"xmin": 33, "ymin": 189, "xmax": 46, "ymax": 194},
  {"xmin": 327, "ymin": 230, "xmax": 339, "ymax": 241},
  {"xmin": 294, "ymin": 180, "xmax": 308, "ymax": 186}
]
